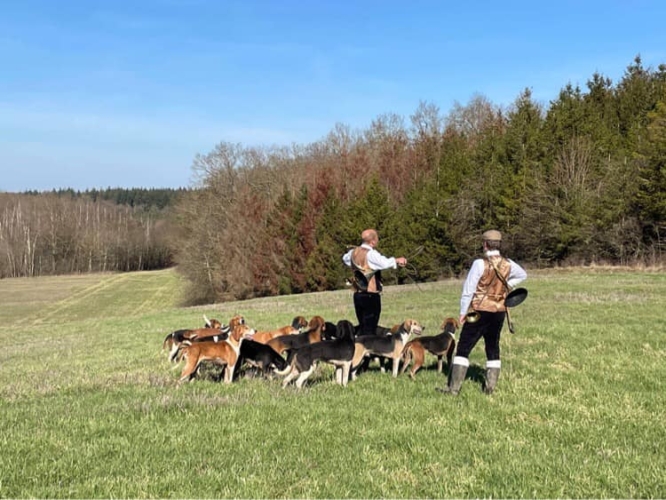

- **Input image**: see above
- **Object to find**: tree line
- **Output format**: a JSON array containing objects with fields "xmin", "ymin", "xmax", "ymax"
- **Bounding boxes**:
[
  {"xmin": 0, "ymin": 193, "xmax": 175, "ymax": 278},
  {"xmin": 3, "ymin": 56, "xmax": 664, "ymax": 303},
  {"xmin": 21, "ymin": 187, "xmax": 190, "ymax": 210},
  {"xmin": 173, "ymin": 56, "xmax": 666, "ymax": 304}
]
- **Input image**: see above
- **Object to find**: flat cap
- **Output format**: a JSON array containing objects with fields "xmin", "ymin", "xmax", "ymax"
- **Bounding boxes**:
[{"xmin": 482, "ymin": 229, "xmax": 502, "ymax": 241}]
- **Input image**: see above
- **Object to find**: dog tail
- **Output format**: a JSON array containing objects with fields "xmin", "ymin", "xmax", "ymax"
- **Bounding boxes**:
[
  {"xmin": 163, "ymin": 332, "xmax": 174, "ymax": 351},
  {"xmin": 274, "ymin": 356, "xmax": 294, "ymax": 376},
  {"xmin": 174, "ymin": 343, "xmax": 192, "ymax": 364}
]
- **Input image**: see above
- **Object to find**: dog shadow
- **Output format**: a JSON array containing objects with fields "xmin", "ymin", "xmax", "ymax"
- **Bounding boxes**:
[
  {"xmin": 423, "ymin": 362, "xmax": 485, "ymax": 386},
  {"xmin": 466, "ymin": 364, "xmax": 486, "ymax": 388}
]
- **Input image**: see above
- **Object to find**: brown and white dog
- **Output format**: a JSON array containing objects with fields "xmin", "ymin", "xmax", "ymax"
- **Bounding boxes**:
[
  {"xmin": 163, "ymin": 315, "xmax": 245, "ymax": 363},
  {"xmin": 250, "ymin": 316, "xmax": 308, "ymax": 344},
  {"xmin": 177, "ymin": 323, "xmax": 255, "ymax": 383},
  {"xmin": 267, "ymin": 316, "xmax": 326, "ymax": 356},
  {"xmin": 351, "ymin": 319, "xmax": 424, "ymax": 378},
  {"xmin": 278, "ymin": 320, "xmax": 356, "ymax": 389},
  {"xmin": 400, "ymin": 317, "xmax": 458, "ymax": 380},
  {"xmin": 162, "ymin": 315, "xmax": 227, "ymax": 362}
]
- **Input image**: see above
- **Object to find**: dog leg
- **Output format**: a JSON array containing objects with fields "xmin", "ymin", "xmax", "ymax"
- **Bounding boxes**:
[
  {"xmin": 437, "ymin": 356, "xmax": 443, "ymax": 374},
  {"xmin": 179, "ymin": 358, "xmax": 199, "ymax": 383},
  {"xmin": 282, "ymin": 368, "xmax": 299, "ymax": 388},
  {"xmin": 168, "ymin": 344, "xmax": 180, "ymax": 363},
  {"xmin": 410, "ymin": 348, "xmax": 425, "ymax": 380},
  {"xmin": 295, "ymin": 365, "xmax": 316, "ymax": 389},
  {"xmin": 446, "ymin": 342, "xmax": 455, "ymax": 374},
  {"xmin": 400, "ymin": 348, "xmax": 412, "ymax": 376},
  {"xmin": 392, "ymin": 357, "xmax": 400, "ymax": 377},
  {"xmin": 341, "ymin": 361, "xmax": 352, "ymax": 387},
  {"xmin": 351, "ymin": 346, "xmax": 368, "ymax": 378},
  {"xmin": 225, "ymin": 364, "xmax": 235, "ymax": 384}
]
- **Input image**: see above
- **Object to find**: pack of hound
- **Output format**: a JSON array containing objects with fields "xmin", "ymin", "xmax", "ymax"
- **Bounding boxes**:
[{"xmin": 162, "ymin": 313, "xmax": 459, "ymax": 389}]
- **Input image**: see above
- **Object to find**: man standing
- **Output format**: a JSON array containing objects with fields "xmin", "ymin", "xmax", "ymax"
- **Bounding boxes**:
[
  {"xmin": 440, "ymin": 229, "xmax": 527, "ymax": 396},
  {"xmin": 342, "ymin": 229, "xmax": 407, "ymax": 336}
]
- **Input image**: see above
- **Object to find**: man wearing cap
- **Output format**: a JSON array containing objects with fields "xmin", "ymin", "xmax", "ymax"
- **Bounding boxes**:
[
  {"xmin": 439, "ymin": 229, "xmax": 527, "ymax": 395},
  {"xmin": 342, "ymin": 229, "xmax": 407, "ymax": 336}
]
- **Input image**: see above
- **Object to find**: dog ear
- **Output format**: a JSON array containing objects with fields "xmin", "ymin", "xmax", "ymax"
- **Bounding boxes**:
[
  {"xmin": 442, "ymin": 317, "xmax": 458, "ymax": 334},
  {"xmin": 337, "ymin": 320, "xmax": 354, "ymax": 338}
]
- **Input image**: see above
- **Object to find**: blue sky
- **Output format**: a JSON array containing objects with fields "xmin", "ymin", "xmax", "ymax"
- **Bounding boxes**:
[{"xmin": 2, "ymin": 0, "xmax": 665, "ymax": 192}]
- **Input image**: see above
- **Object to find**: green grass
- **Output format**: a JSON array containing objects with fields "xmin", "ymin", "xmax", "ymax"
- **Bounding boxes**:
[{"xmin": 1, "ymin": 267, "xmax": 665, "ymax": 498}]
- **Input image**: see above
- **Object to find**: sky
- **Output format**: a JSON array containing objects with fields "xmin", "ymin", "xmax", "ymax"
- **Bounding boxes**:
[{"xmin": 2, "ymin": 0, "xmax": 665, "ymax": 192}]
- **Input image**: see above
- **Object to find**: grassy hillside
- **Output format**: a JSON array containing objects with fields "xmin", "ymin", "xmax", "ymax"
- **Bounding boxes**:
[{"xmin": 0, "ymin": 267, "xmax": 664, "ymax": 498}]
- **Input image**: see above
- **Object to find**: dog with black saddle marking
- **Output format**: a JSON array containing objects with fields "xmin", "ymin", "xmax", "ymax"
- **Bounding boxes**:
[
  {"xmin": 354, "ymin": 324, "xmax": 392, "ymax": 337},
  {"xmin": 400, "ymin": 317, "xmax": 458, "ymax": 380},
  {"xmin": 267, "ymin": 316, "xmax": 326, "ymax": 357},
  {"xmin": 235, "ymin": 338, "xmax": 288, "ymax": 378},
  {"xmin": 162, "ymin": 315, "xmax": 228, "ymax": 362},
  {"xmin": 352, "ymin": 323, "xmax": 394, "ymax": 372},
  {"xmin": 182, "ymin": 329, "xmax": 286, "ymax": 378},
  {"xmin": 351, "ymin": 319, "xmax": 423, "ymax": 378},
  {"xmin": 278, "ymin": 319, "xmax": 356, "ymax": 389}
]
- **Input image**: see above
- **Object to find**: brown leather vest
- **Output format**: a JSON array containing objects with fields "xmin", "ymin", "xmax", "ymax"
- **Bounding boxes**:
[
  {"xmin": 351, "ymin": 246, "xmax": 382, "ymax": 293},
  {"xmin": 471, "ymin": 256, "xmax": 511, "ymax": 312}
]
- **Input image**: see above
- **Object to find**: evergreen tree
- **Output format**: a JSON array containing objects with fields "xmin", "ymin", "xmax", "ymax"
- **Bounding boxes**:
[{"xmin": 634, "ymin": 98, "xmax": 666, "ymax": 254}]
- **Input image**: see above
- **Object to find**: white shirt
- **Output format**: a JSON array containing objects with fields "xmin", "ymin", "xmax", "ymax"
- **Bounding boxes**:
[
  {"xmin": 342, "ymin": 244, "xmax": 398, "ymax": 271},
  {"xmin": 459, "ymin": 250, "xmax": 527, "ymax": 316}
]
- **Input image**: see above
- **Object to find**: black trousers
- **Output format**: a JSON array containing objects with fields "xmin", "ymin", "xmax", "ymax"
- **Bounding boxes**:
[
  {"xmin": 455, "ymin": 311, "xmax": 506, "ymax": 361},
  {"xmin": 353, "ymin": 291, "xmax": 381, "ymax": 336}
]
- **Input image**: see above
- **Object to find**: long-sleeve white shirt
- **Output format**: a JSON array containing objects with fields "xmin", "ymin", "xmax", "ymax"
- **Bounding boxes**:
[
  {"xmin": 459, "ymin": 250, "xmax": 527, "ymax": 316},
  {"xmin": 342, "ymin": 244, "xmax": 398, "ymax": 271}
]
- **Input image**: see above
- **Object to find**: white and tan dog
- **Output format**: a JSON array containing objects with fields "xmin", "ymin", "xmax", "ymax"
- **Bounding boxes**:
[
  {"xmin": 250, "ymin": 315, "xmax": 308, "ymax": 344},
  {"xmin": 351, "ymin": 319, "xmax": 424, "ymax": 378},
  {"xmin": 177, "ymin": 323, "xmax": 255, "ymax": 384}
]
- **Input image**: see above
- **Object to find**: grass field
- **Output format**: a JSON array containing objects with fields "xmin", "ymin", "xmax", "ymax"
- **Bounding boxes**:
[{"xmin": 1, "ymin": 267, "xmax": 665, "ymax": 498}]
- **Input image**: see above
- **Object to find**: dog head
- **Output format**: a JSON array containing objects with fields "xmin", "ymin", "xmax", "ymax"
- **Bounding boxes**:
[
  {"xmin": 402, "ymin": 319, "xmax": 424, "ymax": 336},
  {"xmin": 440, "ymin": 317, "xmax": 459, "ymax": 335},
  {"xmin": 308, "ymin": 315, "xmax": 326, "ymax": 332},
  {"xmin": 291, "ymin": 316, "xmax": 308, "ymax": 332},
  {"xmin": 229, "ymin": 315, "xmax": 246, "ymax": 329},
  {"xmin": 203, "ymin": 314, "xmax": 223, "ymax": 330},
  {"xmin": 335, "ymin": 320, "xmax": 356, "ymax": 341},
  {"xmin": 230, "ymin": 324, "xmax": 255, "ymax": 344}
]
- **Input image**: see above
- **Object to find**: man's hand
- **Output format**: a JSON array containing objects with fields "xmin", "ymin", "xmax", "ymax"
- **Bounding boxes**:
[{"xmin": 396, "ymin": 257, "xmax": 407, "ymax": 267}]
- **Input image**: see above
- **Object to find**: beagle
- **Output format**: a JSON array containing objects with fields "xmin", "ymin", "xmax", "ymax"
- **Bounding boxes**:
[
  {"xmin": 400, "ymin": 317, "xmax": 458, "ymax": 380},
  {"xmin": 177, "ymin": 324, "xmax": 255, "ymax": 383},
  {"xmin": 162, "ymin": 315, "xmax": 228, "ymax": 362},
  {"xmin": 235, "ymin": 338, "xmax": 289, "ymax": 377},
  {"xmin": 250, "ymin": 316, "xmax": 308, "ymax": 344},
  {"xmin": 267, "ymin": 316, "xmax": 326, "ymax": 356},
  {"xmin": 351, "ymin": 319, "xmax": 424, "ymax": 378},
  {"xmin": 279, "ymin": 320, "xmax": 356, "ymax": 389}
]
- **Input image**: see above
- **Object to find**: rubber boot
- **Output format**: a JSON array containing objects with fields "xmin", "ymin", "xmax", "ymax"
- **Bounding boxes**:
[
  {"xmin": 483, "ymin": 360, "xmax": 501, "ymax": 394},
  {"xmin": 436, "ymin": 362, "xmax": 468, "ymax": 395},
  {"xmin": 483, "ymin": 367, "xmax": 500, "ymax": 394}
]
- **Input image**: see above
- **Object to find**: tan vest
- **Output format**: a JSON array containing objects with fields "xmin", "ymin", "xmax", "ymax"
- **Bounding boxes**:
[
  {"xmin": 351, "ymin": 246, "xmax": 382, "ymax": 293},
  {"xmin": 471, "ymin": 256, "xmax": 511, "ymax": 312}
]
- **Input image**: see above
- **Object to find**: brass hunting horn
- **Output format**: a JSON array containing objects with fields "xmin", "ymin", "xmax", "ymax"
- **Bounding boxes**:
[{"xmin": 464, "ymin": 308, "xmax": 481, "ymax": 323}]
